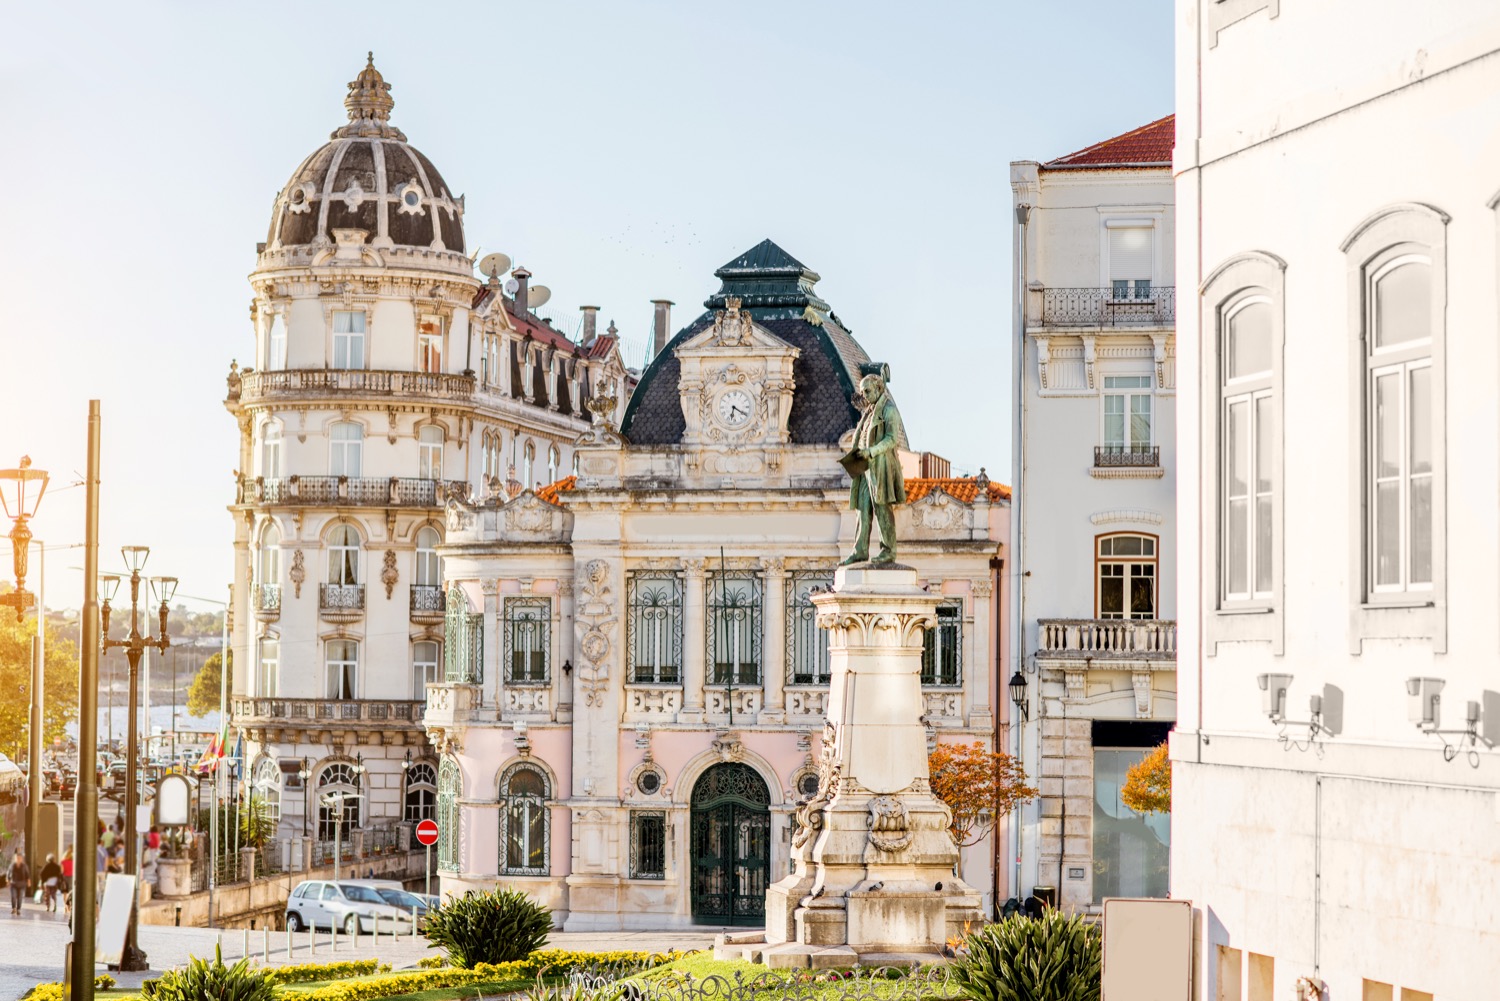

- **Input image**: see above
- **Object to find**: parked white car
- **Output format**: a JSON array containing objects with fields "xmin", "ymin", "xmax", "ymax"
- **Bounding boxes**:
[{"xmin": 284, "ymin": 880, "xmax": 418, "ymax": 935}]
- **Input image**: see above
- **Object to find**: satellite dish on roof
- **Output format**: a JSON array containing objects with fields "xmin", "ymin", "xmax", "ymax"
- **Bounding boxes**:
[
  {"xmin": 478, "ymin": 252, "xmax": 512, "ymax": 280},
  {"xmin": 503, "ymin": 277, "xmax": 521, "ymax": 295},
  {"xmin": 527, "ymin": 285, "xmax": 552, "ymax": 309}
]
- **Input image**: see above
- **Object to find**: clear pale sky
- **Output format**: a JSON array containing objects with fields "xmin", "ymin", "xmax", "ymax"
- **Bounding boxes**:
[{"xmin": 0, "ymin": 1, "xmax": 1173, "ymax": 611}]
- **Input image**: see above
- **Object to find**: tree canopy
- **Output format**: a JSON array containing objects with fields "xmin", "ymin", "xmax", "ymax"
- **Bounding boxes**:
[
  {"xmin": 0, "ymin": 612, "xmax": 79, "ymax": 758},
  {"xmin": 186, "ymin": 649, "xmax": 231, "ymax": 718},
  {"xmin": 929, "ymin": 739, "xmax": 1038, "ymax": 847},
  {"xmin": 1121, "ymin": 741, "xmax": 1172, "ymax": 814}
]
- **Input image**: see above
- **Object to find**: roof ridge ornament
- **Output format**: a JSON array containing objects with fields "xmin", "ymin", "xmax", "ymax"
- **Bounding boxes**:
[{"xmin": 333, "ymin": 52, "xmax": 407, "ymax": 141}]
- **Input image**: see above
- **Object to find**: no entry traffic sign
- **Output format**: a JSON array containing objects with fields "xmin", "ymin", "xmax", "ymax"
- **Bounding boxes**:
[{"xmin": 416, "ymin": 818, "xmax": 439, "ymax": 847}]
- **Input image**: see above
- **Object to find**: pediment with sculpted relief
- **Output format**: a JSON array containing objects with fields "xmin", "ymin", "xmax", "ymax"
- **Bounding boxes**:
[
  {"xmin": 905, "ymin": 487, "xmax": 973, "ymax": 538},
  {"xmin": 500, "ymin": 490, "xmax": 573, "ymax": 542}
]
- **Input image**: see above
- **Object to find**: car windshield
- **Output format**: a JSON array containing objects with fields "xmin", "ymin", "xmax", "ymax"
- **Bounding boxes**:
[
  {"xmin": 339, "ymin": 885, "xmax": 386, "ymax": 904},
  {"xmin": 376, "ymin": 888, "xmax": 422, "ymax": 908}
]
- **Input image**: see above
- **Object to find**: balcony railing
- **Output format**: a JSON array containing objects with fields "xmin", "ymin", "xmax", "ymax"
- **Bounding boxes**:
[
  {"xmin": 253, "ymin": 476, "xmax": 468, "ymax": 508},
  {"xmin": 410, "ymin": 585, "xmax": 445, "ymax": 623},
  {"xmin": 1036, "ymin": 618, "xmax": 1177, "ymax": 661},
  {"xmin": 319, "ymin": 583, "xmax": 365, "ymax": 622},
  {"xmin": 1094, "ymin": 445, "xmax": 1161, "ymax": 468},
  {"xmin": 232, "ymin": 696, "xmax": 427, "ymax": 725},
  {"xmin": 1039, "ymin": 286, "xmax": 1175, "ymax": 327},
  {"xmin": 238, "ymin": 368, "xmax": 475, "ymax": 404},
  {"xmin": 254, "ymin": 583, "xmax": 282, "ymax": 621}
]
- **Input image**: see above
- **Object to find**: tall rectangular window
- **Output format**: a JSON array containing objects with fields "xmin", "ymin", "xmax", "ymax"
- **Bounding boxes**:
[
  {"xmin": 418, "ymin": 314, "xmax": 443, "ymax": 373},
  {"xmin": 505, "ymin": 597, "xmax": 551, "ymax": 683},
  {"xmin": 787, "ymin": 571, "xmax": 834, "ymax": 685},
  {"xmin": 628, "ymin": 571, "xmax": 682, "ymax": 684},
  {"xmin": 418, "ymin": 426, "xmax": 443, "ymax": 480},
  {"xmin": 326, "ymin": 640, "xmax": 358, "ymax": 699},
  {"xmin": 630, "ymin": 812, "xmax": 666, "ymax": 879},
  {"xmin": 1098, "ymin": 534, "xmax": 1157, "ymax": 619},
  {"xmin": 921, "ymin": 602, "xmax": 962, "ymax": 686},
  {"xmin": 329, "ymin": 422, "xmax": 363, "ymax": 478},
  {"xmin": 260, "ymin": 422, "xmax": 283, "ymax": 480},
  {"xmin": 708, "ymin": 571, "xmax": 762, "ymax": 685},
  {"xmin": 1108, "ymin": 224, "xmax": 1153, "ymax": 299},
  {"xmin": 1102, "ymin": 376, "xmax": 1153, "ymax": 455},
  {"xmin": 267, "ymin": 314, "xmax": 287, "ymax": 371},
  {"xmin": 257, "ymin": 638, "xmax": 279, "ymax": 698},
  {"xmin": 1223, "ymin": 298, "xmax": 1274, "ymax": 602},
  {"xmin": 332, "ymin": 310, "xmax": 366, "ymax": 369},
  {"xmin": 412, "ymin": 640, "xmax": 439, "ymax": 700}
]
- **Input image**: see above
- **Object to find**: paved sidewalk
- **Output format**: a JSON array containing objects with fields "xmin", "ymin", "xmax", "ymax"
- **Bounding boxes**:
[{"xmin": 0, "ymin": 898, "xmax": 718, "ymax": 1001}]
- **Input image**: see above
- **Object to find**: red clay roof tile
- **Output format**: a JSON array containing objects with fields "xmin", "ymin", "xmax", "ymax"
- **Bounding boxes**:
[{"xmin": 1043, "ymin": 114, "xmax": 1175, "ymax": 170}]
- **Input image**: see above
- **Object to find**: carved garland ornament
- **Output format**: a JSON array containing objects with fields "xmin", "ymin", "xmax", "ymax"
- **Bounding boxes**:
[
  {"xmin": 574, "ymin": 559, "xmax": 616, "ymax": 707},
  {"xmin": 381, "ymin": 550, "xmax": 399, "ymax": 598},
  {"xmin": 867, "ymin": 795, "xmax": 914, "ymax": 853},
  {"xmin": 289, "ymin": 550, "xmax": 306, "ymax": 598}
]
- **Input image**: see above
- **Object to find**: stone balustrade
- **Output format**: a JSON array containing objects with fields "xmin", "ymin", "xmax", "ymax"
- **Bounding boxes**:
[{"xmin": 1036, "ymin": 617, "xmax": 1177, "ymax": 661}]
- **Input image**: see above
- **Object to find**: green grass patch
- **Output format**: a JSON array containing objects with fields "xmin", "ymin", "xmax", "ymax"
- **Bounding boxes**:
[
  {"xmin": 626, "ymin": 951, "xmax": 956, "ymax": 1001},
  {"xmin": 380, "ymin": 977, "xmax": 532, "ymax": 1001}
]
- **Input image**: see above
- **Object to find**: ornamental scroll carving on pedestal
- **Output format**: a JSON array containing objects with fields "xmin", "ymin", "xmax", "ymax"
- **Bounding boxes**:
[
  {"xmin": 792, "ymin": 723, "xmax": 841, "ymax": 850},
  {"xmin": 815, "ymin": 610, "xmax": 935, "ymax": 648},
  {"xmin": 575, "ymin": 559, "xmax": 616, "ymax": 708}
]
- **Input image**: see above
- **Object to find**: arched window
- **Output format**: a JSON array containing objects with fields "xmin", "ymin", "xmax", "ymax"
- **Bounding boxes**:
[
  {"xmin": 415, "ymin": 526, "xmax": 442, "ymax": 587},
  {"xmin": 418, "ymin": 426, "xmax": 444, "ymax": 480},
  {"xmin": 260, "ymin": 422, "xmax": 283, "ymax": 479},
  {"xmin": 404, "ymin": 761, "xmax": 437, "ymax": 823},
  {"xmin": 258, "ymin": 522, "xmax": 281, "ymax": 586},
  {"xmin": 437, "ymin": 758, "xmax": 460, "ymax": 872},
  {"xmin": 252, "ymin": 756, "xmax": 281, "ymax": 823},
  {"xmin": 330, "ymin": 422, "xmax": 363, "ymax": 478},
  {"xmin": 572, "ymin": 452, "xmax": 580, "ymax": 476},
  {"xmin": 523, "ymin": 441, "xmax": 536, "ymax": 489},
  {"xmin": 327, "ymin": 524, "xmax": 361, "ymax": 585},
  {"xmin": 547, "ymin": 445, "xmax": 559, "ymax": 485},
  {"xmin": 499, "ymin": 763, "xmax": 549, "ymax": 875},
  {"xmin": 1222, "ymin": 296, "xmax": 1274, "ymax": 603},
  {"xmin": 1096, "ymin": 533, "xmax": 1158, "ymax": 620},
  {"xmin": 316, "ymin": 761, "xmax": 362, "ymax": 840}
]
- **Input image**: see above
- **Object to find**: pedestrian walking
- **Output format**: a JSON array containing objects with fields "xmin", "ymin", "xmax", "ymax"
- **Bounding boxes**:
[
  {"xmin": 6, "ymin": 851, "xmax": 30, "ymax": 915},
  {"xmin": 38, "ymin": 854, "xmax": 62, "ymax": 913}
]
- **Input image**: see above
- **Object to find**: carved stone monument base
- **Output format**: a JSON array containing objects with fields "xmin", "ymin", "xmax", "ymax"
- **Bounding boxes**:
[{"xmin": 760, "ymin": 565, "xmax": 982, "ymax": 967}]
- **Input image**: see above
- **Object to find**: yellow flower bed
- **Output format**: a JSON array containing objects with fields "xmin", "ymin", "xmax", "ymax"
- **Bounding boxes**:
[
  {"xmin": 25, "ymin": 975, "xmax": 115, "ymax": 1001},
  {"xmin": 265, "ymin": 960, "xmax": 391, "ymax": 985},
  {"xmin": 292, "ymin": 949, "xmax": 687, "ymax": 1001}
]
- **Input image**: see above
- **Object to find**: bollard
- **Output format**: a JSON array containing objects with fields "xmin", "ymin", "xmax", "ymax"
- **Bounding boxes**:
[
  {"xmin": 332, "ymin": 922, "xmax": 338, "ymax": 952},
  {"xmin": 244, "ymin": 928, "xmax": 250, "ymax": 964},
  {"xmin": 412, "ymin": 905, "xmax": 419, "ymax": 940},
  {"xmin": 372, "ymin": 914, "xmax": 379, "ymax": 948},
  {"xmin": 310, "ymin": 926, "xmax": 317, "ymax": 956},
  {"xmin": 264, "ymin": 927, "xmax": 270, "ymax": 962},
  {"xmin": 286, "ymin": 925, "xmax": 292, "ymax": 961}
]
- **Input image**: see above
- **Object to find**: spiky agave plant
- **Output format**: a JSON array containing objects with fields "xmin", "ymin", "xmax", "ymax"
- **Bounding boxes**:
[
  {"xmin": 423, "ymin": 888, "xmax": 553, "ymax": 968},
  {"xmin": 950, "ymin": 911, "xmax": 1102, "ymax": 1001},
  {"xmin": 146, "ymin": 944, "xmax": 275, "ymax": 1001}
]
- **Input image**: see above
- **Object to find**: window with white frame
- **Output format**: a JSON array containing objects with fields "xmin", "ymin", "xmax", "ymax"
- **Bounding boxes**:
[
  {"xmin": 412, "ymin": 640, "xmax": 439, "ymax": 700},
  {"xmin": 404, "ymin": 761, "xmax": 436, "ymax": 823},
  {"xmin": 1108, "ymin": 223, "xmax": 1154, "ymax": 299},
  {"xmin": 329, "ymin": 422, "xmax": 363, "ymax": 478},
  {"xmin": 418, "ymin": 314, "xmax": 443, "ymax": 373},
  {"xmin": 257, "ymin": 637, "xmax": 279, "ymax": 698},
  {"xmin": 418, "ymin": 426, "xmax": 443, "ymax": 480},
  {"xmin": 260, "ymin": 421, "xmax": 283, "ymax": 479},
  {"xmin": 1102, "ymin": 376, "xmax": 1153, "ymax": 456},
  {"xmin": 1222, "ymin": 298, "xmax": 1275, "ymax": 602},
  {"xmin": 1365, "ymin": 257, "xmax": 1434, "ymax": 595},
  {"xmin": 1098, "ymin": 534, "xmax": 1157, "ymax": 619},
  {"xmin": 548, "ymin": 445, "xmax": 559, "ymax": 485},
  {"xmin": 317, "ymin": 761, "xmax": 362, "ymax": 839},
  {"xmin": 332, "ymin": 310, "xmax": 366, "ymax": 369},
  {"xmin": 628, "ymin": 571, "xmax": 682, "ymax": 684},
  {"xmin": 257, "ymin": 522, "xmax": 281, "ymax": 589},
  {"xmin": 252, "ymin": 757, "xmax": 281, "ymax": 823},
  {"xmin": 523, "ymin": 441, "xmax": 535, "ymax": 489},
  {"xmin": 325, "ymin": 639, "xmax": 358, "ymax": 699},
  {"xmin": 920, "ymin": 602, "xmax": 962, "ymax": 686},
  {"xmin": 267, "ymin": 313, "xmax": 287, "ymax": 371},
  {"xmin": 327, "ymin": 524, "xmax": 361, "ymax": 585},
  {"xmin": 415, "ymin": 526, "xmax": 441, "ymax": 587},
  {"xmin": 499, "ymin": 763, "xmax": 549, "ymax": 876},
  {"xmin": 505, "ymin": 597, "xmax": 550, "ymax": 683}
]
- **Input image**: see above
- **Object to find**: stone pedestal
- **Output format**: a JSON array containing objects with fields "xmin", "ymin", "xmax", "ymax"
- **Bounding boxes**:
[{"xmin": 762, "ymin": 565, "xmax": 982, "ymax": 967}]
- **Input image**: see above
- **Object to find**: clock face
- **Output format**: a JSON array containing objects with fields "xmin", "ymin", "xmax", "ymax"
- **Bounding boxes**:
[{"xmin": 716, "ymin": 389, "xmax": 754, "ymax": 428}]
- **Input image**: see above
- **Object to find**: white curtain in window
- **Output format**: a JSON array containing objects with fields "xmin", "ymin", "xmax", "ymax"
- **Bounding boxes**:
[
  {"xmin": 326, "ymin": 640, "xmax": 358, "ymax": 699},
  {"xmin": 415, "ymin": 526, "xmax": 442, "ymax": 587},
  {"xmin": 327, "ymin": 524, "xmax": 361, "ymax": 585},
  {"xmin": 419, "ymin": 426, "xmax": 443, "ymax": 480},
  {"xmin": 330, "ymin": 423, "xmax": 363, "ymax": 478},
  {"xmin": 333, "ymin": 311, "xmax": 366, "ymax": 369}
]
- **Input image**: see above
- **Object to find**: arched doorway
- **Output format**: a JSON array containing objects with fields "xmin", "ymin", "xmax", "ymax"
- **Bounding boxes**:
[{"xmin": 690, "ymin": 762, "xmax": 770, "ymax": 925}]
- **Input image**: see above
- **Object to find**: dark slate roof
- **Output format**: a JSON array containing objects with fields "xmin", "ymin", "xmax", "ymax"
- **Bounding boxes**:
[{"xmin": 621, "ymin": 240, "xmax": 893, "ymax": 447}]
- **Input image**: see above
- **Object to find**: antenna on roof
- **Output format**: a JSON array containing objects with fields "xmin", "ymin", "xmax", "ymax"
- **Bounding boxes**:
[{"xmin": 478, "ymin": 252, "xmax": 512, "ymax": 282}]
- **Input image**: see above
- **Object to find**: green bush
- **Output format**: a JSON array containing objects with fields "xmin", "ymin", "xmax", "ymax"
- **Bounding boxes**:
[
  {"xmin": 146, "ymin": 943, "xmax": 275, "ymax": 1001},
  {"xmin": 951, "ymin": 912, "xmax": 1102, "ymax": 1001},
  {"xmin": 423, "ymin": 888, "xmax": 552, "ymax": 968}
]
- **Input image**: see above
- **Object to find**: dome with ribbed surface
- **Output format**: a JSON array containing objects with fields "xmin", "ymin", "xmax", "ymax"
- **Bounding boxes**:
[{"xmin": 266, "ymin": 54, "xmax": 464, "ymax": 255}]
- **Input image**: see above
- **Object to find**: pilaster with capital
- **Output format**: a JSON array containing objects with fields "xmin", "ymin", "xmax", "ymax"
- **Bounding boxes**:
[
  {"xmin": 968, "ymin": 578, "xmax": 993, "ymax": 726},
  {"xmin": 680, "ymin": 558, "xmax": 707, "ymax": 721},
  {"xmin": 760, "ymin": 557, "xmax": 787, "ymax": 723},
  {"xmin": 481, "ymin": 579, "xmax": 499, "ymax": 707},
  {"xmin": 557, "ymin": 577, "xmax": 575, "ymax": 716}
]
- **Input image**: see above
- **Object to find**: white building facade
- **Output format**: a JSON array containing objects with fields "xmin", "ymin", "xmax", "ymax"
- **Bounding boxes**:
[
  {"xmin": 1173, "ymin": 3, "xmax": 1500, "ymax": 998},
  {"xmin": 1008, "ymin": 120, "xmax": 1178, "ymax": 914},
  {"xmin": 224, "ymin": 59, "xmax": 627, "ymax": 849}
]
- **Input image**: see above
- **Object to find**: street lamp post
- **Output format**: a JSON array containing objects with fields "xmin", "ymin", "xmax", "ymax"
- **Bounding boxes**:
[
  {"xmin": 100, "ymin": 550, "xmax": 176, "ymax": 973},
  {"xmin": 0, "ymin": 457, "xmax": 49, "ymax": 878},
  {"xmin": 1008, "ymin": 670, "xmax": 1029, "ymax": 905}
]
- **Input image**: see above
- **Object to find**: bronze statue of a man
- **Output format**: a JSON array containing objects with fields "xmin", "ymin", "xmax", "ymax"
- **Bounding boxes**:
[{"xmin": 840, "ymin": 373, "xmax": 906, "ymax": 565}]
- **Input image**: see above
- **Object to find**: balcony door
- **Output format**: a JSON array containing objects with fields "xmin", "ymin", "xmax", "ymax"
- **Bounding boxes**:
[{"xmin": 1096, "ymin": 533, "xmax": 1157, "ymax": 620}]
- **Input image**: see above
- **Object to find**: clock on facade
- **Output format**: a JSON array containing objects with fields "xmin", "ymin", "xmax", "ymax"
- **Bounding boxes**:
[{"xmin": 715, "ymin": 389, "xmax": 754, "ymax": 427}]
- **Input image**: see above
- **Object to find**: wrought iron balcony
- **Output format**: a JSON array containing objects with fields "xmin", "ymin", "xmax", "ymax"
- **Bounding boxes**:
[
  {"xmin": 254, "ymin": 583, "xmax": 282, "ymax": 621},
  {"xmin": 319, "ymin": 583, "xmax": 365, "ymax": 623},
  {"xmin": 1036, "ymin": 618, "xmax": 1177, "ymax": 662},
  {"xmin": 409, "ymin": 585, "xmax": 445, "ymax": 624},
  {"xmin": 1038, "ymin": 286, "xmax": 1175, "ymax": 328},
  {"xmin": 1094, "ymin": 445, "xmax": 1161, "ymax": 468},
  {"xmin": 231, "ymin": 696, "xmax": 426, "ymax": 727},
  {"xmin": 238, "ymin": 368, "xmax": 475, "ymax": 404},
  {"xmin": 250, "ymin": 476, "xmax": 469, "ymax": 508}
]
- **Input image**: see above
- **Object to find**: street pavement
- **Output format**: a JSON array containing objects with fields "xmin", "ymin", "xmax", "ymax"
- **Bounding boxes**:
[{"xmin": 0, "ymin": 896, "xmax": 719, "ymax": 1001}]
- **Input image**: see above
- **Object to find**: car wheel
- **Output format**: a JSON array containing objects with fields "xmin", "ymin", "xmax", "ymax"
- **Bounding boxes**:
[
  {"xmin": 286, "ymin": 911, "xmax": 304, "ymax": 932},
  {"xmin": 345, "ymin": 913, "xmax": 361, "ymax": 936}
]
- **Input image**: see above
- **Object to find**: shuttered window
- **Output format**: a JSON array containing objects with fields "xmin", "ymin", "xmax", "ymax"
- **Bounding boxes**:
[{"xmin": 1108, "ymin": 224, "xmax": 1154, "ymax": 299}]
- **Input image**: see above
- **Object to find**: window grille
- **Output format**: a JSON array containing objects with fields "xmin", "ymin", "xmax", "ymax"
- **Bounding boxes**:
[
  {"xmin": 444, "ymin": 585, "xmax": 483, "ymax": 683},
  {"xmin": 786, "ymin": 571, "xmax": 834, "ymax": 685},
  {"xmin": 708, "ymin": 570, "xmax": 762, "ymax": 686},
  {"xmin": 628, "ymin": 571, "xmax": 682, "ymax": 684},
  {"xmin": 920, "ymin": 603, "xmax": 962, "ymax": 687},
  {"xmin": 505, "ymin": 597, "xmax": 551, "ymax": 683},
  {"xmin": 437, "ymin": 758, "xmax": 460, "ymax": 871},
  {"xmin": 316, "ymin": 762, "xmax": 361, "ymax": 840},
  {"xmin": 252, "ymin": 757, "xmax": 281, "ymax": 823},
  {"xmin": 499, "ymin": 763, "xmax": 549, "ymax": 876},
  {"xmin": 630, "ymin": 811, "xmax": 666, "ymax": 879},
  {"xmin": 404, "ymin": 761, "xmax": 437, "ymax": 823}
]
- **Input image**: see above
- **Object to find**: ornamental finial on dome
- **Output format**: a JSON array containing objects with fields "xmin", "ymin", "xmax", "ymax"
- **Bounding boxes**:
[{"xmin": 333, "ymin": 52, "xmax": 406, "ymax": 140}]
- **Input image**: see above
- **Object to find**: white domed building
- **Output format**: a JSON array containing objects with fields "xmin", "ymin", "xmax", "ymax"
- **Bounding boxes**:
[{"xmin": 225, "ymin": 57, "xmax": 629, "ymax": 852}]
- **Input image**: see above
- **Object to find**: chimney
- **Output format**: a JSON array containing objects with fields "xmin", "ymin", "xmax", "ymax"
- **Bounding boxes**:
[
  {"xmin": 580, "ymin": 306, "xmax": 599, "ymax": 344},
  {"xmin": 652, "ymin": 299, "xmax": 673, "ymax": 359},
  {"xmin": 512, "ymin": 266, "xmax": 532, "ymax": 315}
]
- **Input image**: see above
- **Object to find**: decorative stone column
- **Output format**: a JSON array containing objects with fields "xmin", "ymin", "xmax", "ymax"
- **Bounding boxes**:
[
  {"xmin": 680, "ymin": 558, "xmax": 707, "ymax": 723},
  {"xmin": 481, "ymin": 579, "xmax": 500, "ymax": 706},
  {"xmin": 763, "ymin": 565, "xmax": 983, "ymax": 967},
  {"xmin": 968, "ymin": 578, "xmax": 994, "ymax": 727},
  {"xmin": 760, "ymin": 558, "xmax": 787, "ymax": 724}
]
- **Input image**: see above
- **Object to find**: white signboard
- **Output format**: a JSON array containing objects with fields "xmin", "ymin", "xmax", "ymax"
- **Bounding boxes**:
[
  {"xmin": 96, "ymin": 873, "xmax": 138, "ymax": 967},
  {"xmin": 1102, "ymin": 897, "xmax": 1193, "ymax": 1001},
  {"xmin": 156, "ymin": 774, "xmax": 191, "ymax": 827}
]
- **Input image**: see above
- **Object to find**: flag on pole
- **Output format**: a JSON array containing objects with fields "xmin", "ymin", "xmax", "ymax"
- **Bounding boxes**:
[{"xmin": 196, "ymin": 724, "xmax": 228, "ymax": 773}]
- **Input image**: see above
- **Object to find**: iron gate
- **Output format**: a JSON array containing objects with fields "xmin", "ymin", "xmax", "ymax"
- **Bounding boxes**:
[{"xmin": 690, "ymin": 763, "xmax": 770, "ymax": 925}]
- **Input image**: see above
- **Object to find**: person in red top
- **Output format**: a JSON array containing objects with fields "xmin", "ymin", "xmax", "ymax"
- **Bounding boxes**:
[{"xmin": 146, "ymin": 825, "xmax": 161, "ymax": 851}]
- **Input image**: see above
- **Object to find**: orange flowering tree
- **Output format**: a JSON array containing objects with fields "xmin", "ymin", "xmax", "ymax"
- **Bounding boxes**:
[
  {"xmin": 928, "ymin": 740, "xmax": 1038, "ymax": 847},
  {"xmin": 1121, "ymin": 741, "xmax": 1172, "ymax": 814}
]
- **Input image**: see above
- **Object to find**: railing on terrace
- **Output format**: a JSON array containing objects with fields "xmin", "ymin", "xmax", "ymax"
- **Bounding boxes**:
[
  {"xmin": 231, "ymin": 696, "xmax": 426, "ymax": 725},
  {"xmin": 253, "ymin": 476, "xmax": 468, "ymax": 507},
  {"xmin": 1094, "ymin": 445, "xmax": 1161, "ymax": 468},
  {"xmin": 311, "ymin": 838, "xmax": 356, "ymax": 869},
  {"xmin": 319, "ymin": 583, "xmax": 365, "ymax": 615},
  {"xmin": 1036, "ymin": 618, "xmax": 1177, "ymax": 660},
  {"xmin": 365, "ymin": 824, "xmax": 401, "ymax": 856},
  {"xmin": 254, "ymin": 583, "xmax": 281, "ymax": 618},
  {"xmin": 410, "ymin": 585, "xmax": 445, "ymax": 617},
  {"xmin": 1039, "ymin": 286, "xmax": 1175, "ymax": 327},
  {"xmin": 239, "ymin": 369, "xmax": 475, "ymax": 402}
]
